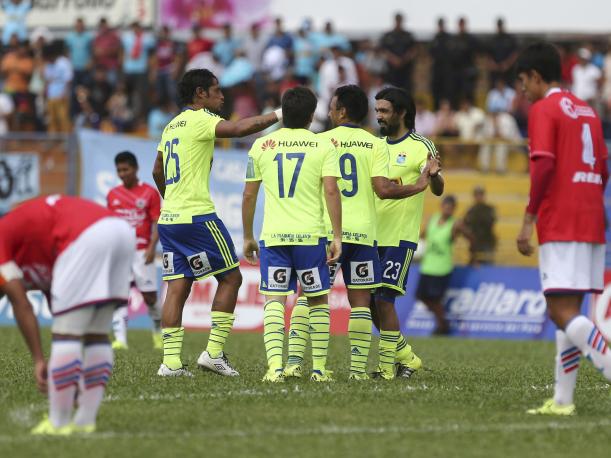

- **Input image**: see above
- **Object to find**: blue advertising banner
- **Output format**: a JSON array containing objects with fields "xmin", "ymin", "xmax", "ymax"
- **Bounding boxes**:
[{"xmin": 77, "ymin": 129, "xmax": 263, "ymax": 255}]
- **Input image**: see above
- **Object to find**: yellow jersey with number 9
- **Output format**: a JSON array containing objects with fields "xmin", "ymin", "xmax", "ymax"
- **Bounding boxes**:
[
  {"xmin": 246, "ymin": 128, "xmax": 340, "ymax": 246},
  {"xmin": 375, "ymin": 131, "xmax": 438, "ymax": 246},
  {"xmin": 157, "ymin": 108, "xmax": 223, "ymax": 225}
]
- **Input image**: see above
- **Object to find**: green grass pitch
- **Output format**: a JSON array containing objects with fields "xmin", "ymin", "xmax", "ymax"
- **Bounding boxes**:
[{"xmin": 0, "ymin": 327, "xmax": 610, "ymax": 458}]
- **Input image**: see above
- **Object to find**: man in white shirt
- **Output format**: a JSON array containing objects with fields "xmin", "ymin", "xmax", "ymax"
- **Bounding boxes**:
[{"xmin": 572, "ymin": 48, "xmax": 602, "ymax": 104}]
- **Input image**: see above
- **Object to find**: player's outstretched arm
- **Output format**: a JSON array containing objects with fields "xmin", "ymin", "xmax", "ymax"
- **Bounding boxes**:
[
  {"xmin": 0, "ymin": 275, "xmax": 47, "ymax": 392},
  {"xmin": 242, "ymin": 181, "xmax": 261, "ymax": 265},
  {"xmin": 152, "ymin": 150, "xmax": 166, "ymax": 198},
  {"xmin": 215, "ymin": 111, "xmax": 280, "ymax": 139},
  {"xmin": 323, "ymin": 176, "xmax": 342, "ymax": 264}
]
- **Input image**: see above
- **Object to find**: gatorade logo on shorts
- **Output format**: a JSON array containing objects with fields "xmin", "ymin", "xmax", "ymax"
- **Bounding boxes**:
[
  {"xmin": 350, "ymin": 261, "xmax": 374, "ymax": 284},
  {"xmin": 187, "ymin": 252, "xmax": 212, "ymax": 277},
  {"xmin": 268, "ymin": 267, "xmax": 291, "ymax": 290},
  {"xmin": 328, "ymin": 262, "xmax": 340, "ymax": 284},
  {"xmin": 162, "ymin": 252, "xmax": 174, "ymax": 275},
  {"xmin": 297, "ymin": 268, "xmax": 322, "ymax": 292}
]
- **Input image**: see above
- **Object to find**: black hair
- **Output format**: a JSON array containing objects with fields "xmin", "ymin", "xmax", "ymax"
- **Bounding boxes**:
[
  {"xmin": 515, "ymin": 42, "xmax": 562, "ymax": 83},
  {"xmin": 375, "ymin": 87, "xmax": 416, "ymax": 129},
  {"xmin": 282, "ymin": 86, "xmax": 317, "ymax": 129},
  {"xmin": 334, "ymin": 85, "xmax": 368, "ymax": 124},
  {"xmin": 114, "ymin": 151, "xmax": 138, "ymax": 168},
  {"xmin": 442, "ymin": 194, "xmax": 457, "ymax": 206},
  {"xmin": 178, "ymin": 69, "xmax": 218, "ymax": 106}
]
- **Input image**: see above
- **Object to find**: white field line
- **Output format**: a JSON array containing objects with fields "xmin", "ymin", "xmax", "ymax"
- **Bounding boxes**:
[{"xmin": 1, "ymin": 419, "xmax": 611, "ymax": 443}]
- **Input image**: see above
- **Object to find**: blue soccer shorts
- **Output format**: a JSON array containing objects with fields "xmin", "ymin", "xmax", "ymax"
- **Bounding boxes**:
[
  {"xmin": 329, "ymin": 242, "xmax": 382, "ymax": 289},
  {"xmin": 259, "ymin": 238, "xmax": 330, "ymax": 297},
  {"xmin": 377, "ymin": 241, "xmax": 417, "ymax": 296},
  {"xmin": 158, "ymin": 214, "xmax": 239, "ymax": 281}
]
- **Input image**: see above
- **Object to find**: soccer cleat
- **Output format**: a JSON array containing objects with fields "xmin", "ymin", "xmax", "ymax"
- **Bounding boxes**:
[
  {"xmin": 348, "ymin": 372, "xmax": 370, "ymax": 381},
  {"xmin": 70, "ymin": 423, "xmax": 96, "ymax": 434},
  {"xmin": 527, "ymin": 399, "xmax": 575, "ymax": 416},
  {"xmin": 152, "ymin": 332, "xmax": 163, "ymax": 350},
  {"xmin": 111, "ymin": 340, "xmax": 128, "ymax": 351},
  {"xmin": 310, "ymin": 369, "xmax": 334, "ymax": 382},
  {"xmin": 197, "ymin": 351, "xmax": 239, "ymax": 376},
  {"xmin": 370, "ymin": 366, "xmax": 395, "ymax": 380},
  {"xmin": 157, "ymin": 363, "xmax": 193, "ymax": 377},
  {"xmin": 31, "ymin": 416, "xmax": 72, "ymax": 436},
  {"xmin": 395, "ymin": 354, "xmax": 422, "ymax": 379},
  {"xmin": 262, "ymin": 368, "xmax": 285, "ymax": 383},
  {"xmin": 282, "ymin": 364, "xmax": 303, "ymax": 378}
]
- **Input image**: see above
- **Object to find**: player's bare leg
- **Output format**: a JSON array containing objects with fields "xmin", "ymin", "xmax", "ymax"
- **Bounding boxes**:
[
  {"xmin": 307, "ymin": 294, "xmax": 333, "ymax": 381},
  {"xmin": 197, "ymin": 269, "xmax": 242, "ymax": 376},
  {"xmin": 422, "ymin": 298, "xmax": 450, "ymax": 335},
  {"xmin": 347, "ymin": 289, "xmax": 373, "ymax": 380},
  {"xmin": 158, "ymin": 278, "xmax": 193, "ymax": 376},
  {"xmin": 142, "ymin": 291, "xmax": 162, "ymax": 349}
]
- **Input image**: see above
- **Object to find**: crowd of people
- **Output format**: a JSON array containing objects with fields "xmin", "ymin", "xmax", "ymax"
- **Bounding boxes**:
[{"xmin": 1, "ymin": 5, "xmax": 611, "ymax": 170}]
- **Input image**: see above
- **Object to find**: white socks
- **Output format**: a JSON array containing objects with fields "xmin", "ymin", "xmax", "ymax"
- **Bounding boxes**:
[
  {"xmin": 565, "ymin": 315, "xmax": 611, "ymax": 381},
  {"xmin": 553, "ymin": 330, "xmax": 581, "ymax": 405},
  {"xmin": 48, "ymin": 340, "xmax": 82, "ymax": 428},
  {"xmin": 112, "ymin": 306, "xmax": 128, "ymax": 346},
  {"xmin": 73, "ymin": 342, "xmax": 113, "ymax": 427}
]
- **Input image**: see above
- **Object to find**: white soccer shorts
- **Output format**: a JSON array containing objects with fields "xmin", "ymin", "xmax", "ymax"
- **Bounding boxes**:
[
  {"xmin": 539, "ymin": 242, "xmax": 604, "ymax": 294},
  {"xmin": 50, "ymin": 217, "xmax": 136, "ymax": 316},
  {"xmin": 132, "ymin": 249, "xmax": 158, "ymax": 293}
]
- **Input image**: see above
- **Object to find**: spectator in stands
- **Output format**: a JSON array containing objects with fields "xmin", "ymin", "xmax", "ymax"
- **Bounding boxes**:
[
  {"xmin": 243, "ymin": 23, "xmax": 267, "ymax": 73},
  {"xmin": 42, "ymin": 42, "xmax": 73, "ymax": 133},
  {"xmin": 261, "ymin": 45, "xmax": 288, "ymax": 82},
  {"xmin": 93, "ymin": 18, "xmax": 122, "ymax": 85},
  {"xmin": 415, "ymin": 97, "xmax": 436, "ymax": 136},
  {"xmin": 293, "ymin": 26, "xmax": 317, "ymax": 84},
  {"xmin": 0, "ymin": 91, "xmax": 14, "ymax": 134},
  {"xmin": 75, "ymin": 66, "xmax": 113, "ymax": 129},
  {"xmin": 312, "ymin": 20, "xmax": 350, "ymax": 53},
  {"xmin": 432, "ymin": 99, "xmax": 458, "ymax": 137},
  {"xmin": 147, "ymin": 96, "xmax": 175, "ymax": 140},
  {"xmin": 486, "ymin": 78, "xmax": 515, "ymax": 113},
  {"xmin": 1, "ymin": 38, "xmax": 33, "ymax": 94},
  {"xmin": 572, "ymin": 47, "xmax": 602, "ymax": 105},
  {"xmin": 1, "ymin": 0, "xmax": 31, "ymax": 46},
  {"xmin": 220, "ymin": 49, "xmax": 255, "ymax": 88},
  {"xmin": 454, "ymin": 97, "xmax": 485, "ymax": 141},
  {"xmin": 266, "ymin": 17, "xmax": 293, "ymax": 53},
  {"xmin": 602, "ymin": 40, "xmax": 611, "ymax": 118},
  {"xmin": 65, "ymin": 17, "xmax": 93, "ymax": 115},
  {"xmin": 122, "ymin": 21, "xmax": 155, "ymax": 123},
  {"xmin": 510, "ymin": 79, "xmax": 531, "ymax": 137},
  {"xmin": 213, "ymin": 23, "xmax": 241, "ymax": 67},
  {"xmin": 107, "ymin": 80, "xmax": 133, "ymax": 132},
  {"xmin": 355, "ymin": 39, "xmax": 386, "ymax": 91},
  {"xmin": 28, "ymin": 27, "xmax": 52, "ymax": 131},
  {"xmin": 152, "ymin": 25, "xmax": 179, "ymax": 104},
  {"xmin": 486, "ymin": 18, "xmax": 518, "ymax": 85},
  {"xmin": 186, "ymin": 24, "xmax": 214, "ymax": 61},
  {"xmin": 463, "ymin": 186, "xmax": 497, "ymax": 265},
  {"xmin": 451, "ymin": 17, "xmax": 479, "ymax": 108},
  {"xmin": 379, "ymin": 12, "xmax": 416, "ymax": 92},
  {"xmin": 560, "ymin": 44, "xmax": 578, "ymax": 86},
  {"xmin": 430, "ymin": 17, "xmax": 453, "ymax": 110}
]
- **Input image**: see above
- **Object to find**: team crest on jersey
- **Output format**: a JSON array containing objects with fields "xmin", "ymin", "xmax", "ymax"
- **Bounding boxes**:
[
  {"xmin": 135, "ymin": 199, "xmax": 146, "ymax": 209},
  {"xmin": 560, "ymin": 97, "xmax": 596, "ymax": 119},
  {"xmin": 396, "ymin": 153, "xmax": 407, "ymax": 164},
  {"xmin": 262, "ymin": 139, "xmax": 277, "ymax": 151}
]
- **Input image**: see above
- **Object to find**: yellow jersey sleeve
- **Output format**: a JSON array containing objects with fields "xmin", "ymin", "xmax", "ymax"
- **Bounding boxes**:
[
  {"xmin": 245, "ymin": 140, "xmax": 262, "ymax": 182},
  {"xmin": 372, "ymin": 139, "xmax": 390, "ymax": 178},
  {"xmin": 194, "ymin": 110, "xmax": 222, "ymax": 141},
  {"xmin": 321, "ymin": 141, "xmax": 341, "ymax": 178}
]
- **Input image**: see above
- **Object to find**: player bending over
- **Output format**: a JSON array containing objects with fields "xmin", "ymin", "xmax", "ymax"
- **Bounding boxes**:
[
  {"xmin": 242, "ymin": 86, "xmax": 342, "ymax": 382},
  {"xmin": 107, "ymin": 151, "xmax": 162, "ymax": 350},
  {"xmin": 152, "ymin": 69, "xmax": 280, "ymax": 377},
  {"xmin": 283, "ymin": 84, "xmax": 432, "ymax": 380},
  {"xmin": 515, "ymin": 43, "xmax": 611, "ymax": 415},
  {"xmin": 0, "ymin": 195, "xmax": 135, "ymax": 435},
  {"xmin": 371, "ymin": 87, "xmax": 444, "ymax": 380}
]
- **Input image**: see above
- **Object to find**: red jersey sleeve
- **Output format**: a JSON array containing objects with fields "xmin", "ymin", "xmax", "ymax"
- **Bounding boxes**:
[
  {"xmin": 529, "ymin": 103, "xmax": 557, "ymax": 160},
  {"xmin": 148, "ymin": 188, "xmax": 161, "ymax": 222}
]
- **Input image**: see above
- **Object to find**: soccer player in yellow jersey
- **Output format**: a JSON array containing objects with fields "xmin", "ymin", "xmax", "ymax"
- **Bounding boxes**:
[
  {"xmin": 242, "ymin": 87, "xmax": 342, "ymax": 382},
  {"xmin": 283, "ymin": 85, "xmax": 432, "ymax": 380},
  {"xmin": 372, "ymin": 87, "xmax": 444, "ymax": 380},
  {"xmin": 152, "ymin": 69, "xmax": 281, "ymax": 377}
]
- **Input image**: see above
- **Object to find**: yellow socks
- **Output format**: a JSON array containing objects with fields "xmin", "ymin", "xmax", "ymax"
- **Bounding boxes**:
[
  {"xmin": 378, "ymin": 330, "xmax": 400, "ymax": 376},
  {"xmin": 309, "ymin": 304, "xmax": 330, "ymax": 372},
  {"xmin": 162, "ymin": 327, "xmax": 185, "ymax": 370},
  {"xmin": 349, "ymin": 307, "xmax": 372, "ymax": 375},
  {"xmin": 206, "ymin": 311, "xmax": 235, "ymax": 358},
  {"xmin": 287, "ymin": 297, "xmax": 310, "ymax": 366},
  {"xmin": 263, "ymin": 300, "xmax": 285, "ymax": 371}
]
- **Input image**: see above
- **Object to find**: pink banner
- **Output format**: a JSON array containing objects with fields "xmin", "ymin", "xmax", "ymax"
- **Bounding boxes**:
[{"xmin": 159, "ymin": 0, "xmax": 271, "ymax": 30}]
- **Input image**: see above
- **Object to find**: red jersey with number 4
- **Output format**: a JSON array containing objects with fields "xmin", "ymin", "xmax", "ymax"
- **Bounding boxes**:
[
  {"xmin": 529, "ymin": 89, "xmax": 608, "ymax": 244},
  {"xmin": 0, "ymin": 195, "xmax": 112, "ymax": 290},
  {"xmin": 107, "ymin": 182, "xmax": 161, "ymax": 249}
]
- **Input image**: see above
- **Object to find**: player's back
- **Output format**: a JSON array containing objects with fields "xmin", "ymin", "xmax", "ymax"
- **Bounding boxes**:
[
  {"xmin": 530, "ymin": 91, "xmax": 607, "ymax": 243},
  {"xmin": 157, "ymin": 107, "xmax": 223, "ymax": 224},
  {"xmin": 246, "ymin": 127, "xmax": 339, "ymax": 246},
  {"xmin": 318, "ymin": 125, "xmax": 388, "ymax": 246}
]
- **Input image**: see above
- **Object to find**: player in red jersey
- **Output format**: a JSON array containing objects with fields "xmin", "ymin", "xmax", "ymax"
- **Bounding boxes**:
[
  {"xmin": 516, "ymin": 42, "xmax": 611, "ymax": 415},
  {"xmin": 107, "ymin": 151, "xmax": 162, "ymax": 350},
  {"xmin": 0, "ymin": 195, "xmax": 135, "ymax": 434}
]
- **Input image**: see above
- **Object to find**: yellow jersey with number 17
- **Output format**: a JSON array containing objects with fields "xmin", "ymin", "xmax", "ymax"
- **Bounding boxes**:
[
  {"xmin": 246, "ymin": 128, "xmax": 340, "ymax": 246},
  {"xmin": 318, "ymin": 125, "xmax": 389, "ymax": 246},
  {"xmin": 157, "ymin": 107, "xmax": 223, "ymax": 225},
  {"xmin": 375, "ymin": 131, "xmax": 438, "ymax": 246}
]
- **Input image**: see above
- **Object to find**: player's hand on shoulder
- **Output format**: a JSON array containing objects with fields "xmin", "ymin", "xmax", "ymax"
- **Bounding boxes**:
[{"xmin": 243, "ymin": 238, "xmax": 260, "ymax": 265}]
